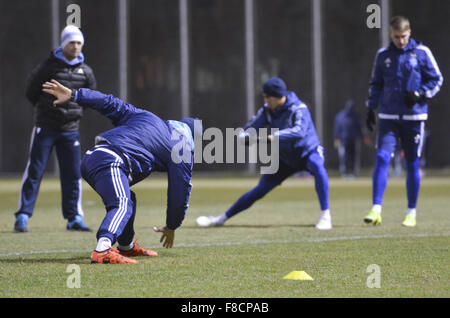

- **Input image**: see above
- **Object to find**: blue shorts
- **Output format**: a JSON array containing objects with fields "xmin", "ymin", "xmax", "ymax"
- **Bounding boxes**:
[{"xmin": 376, "ymin": 119, "xmax": 425, "ymax": 161}]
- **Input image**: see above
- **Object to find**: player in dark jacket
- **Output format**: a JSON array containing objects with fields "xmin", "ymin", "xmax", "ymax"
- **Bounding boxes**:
[
  {"xmin": 333, "ymin": 100, "xmax": 366, "ymax": 178},
  {"xmin": 42, "ymin": 79, "xmax": 202, "ymax": 264},
  {"xmin": 196, "ymin": 77, "xmax": 332, "ymax": 230},
  {"xmin": 14, "ymin": 25, "xmax": 96, "ymax": 233}
]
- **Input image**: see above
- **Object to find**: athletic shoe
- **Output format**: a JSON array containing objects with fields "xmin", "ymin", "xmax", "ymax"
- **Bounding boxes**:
[
  {"xmin": 14, "ymin": 213, "xmax": 29, "ymax": 233},
  {"xmin": 402, "ymin": 214, "xmax": 416, "ymax": 227},
  {"xmin": 196, "ymin": 215, "xmax": 224, "ymax": 227},
  {"xmin": 91, "ymin": 247, "xmax": 138, "ymax": 264},
  {"xmin": 364, "ymin": 209, "xmax": 382, "ymax": 225},
  {"xmin": 67, "ymin": 215, "xmax": 92, "ymax": 232},
  {"xmin": 118, "ymin": 240, "xmax": 158, "ymax": 257},
  {"xmin": 315, "ymin": 215, "xmax": 332, "ymax": 230}
]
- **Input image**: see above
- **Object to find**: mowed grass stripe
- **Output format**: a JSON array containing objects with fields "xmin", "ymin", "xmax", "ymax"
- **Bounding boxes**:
[{"xmin": 1, "ymin": 232, "xmax": 448, "ymax": 257}]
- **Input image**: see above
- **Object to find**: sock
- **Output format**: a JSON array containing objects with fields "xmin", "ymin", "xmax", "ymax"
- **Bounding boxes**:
[
  {"xmin": 372, "ymin": 150, "xmax": 391, "ymax": 207},
  {"xmin": 406, "ymin": 158, "xmax": 421, "ymax": 209},
  {"xmin": 320, "ymin": 209, "xmax": 331, "ymax": 220},
  {"xmin": 216, "ymin": 214, "xmax": 228, "ymax": 225},
  {"xmin": 118, "ymin": 241, "xmax": 134, "ymax": 251},
  {"xmin": 406, "ymin": 208, "xmax": 416, "ymax": 218},
  {"xmin": 96, "ymin": 237, "xmax": 112, "ymax": 252},
  {"xmin": 372, "ymin": 204, "xmax": 382, "ymax": 214}
]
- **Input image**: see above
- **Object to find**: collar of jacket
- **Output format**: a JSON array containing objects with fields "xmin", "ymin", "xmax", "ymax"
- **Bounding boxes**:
[
  {"xmin": 388, "ymin": 37, "xmax": 420, "ymax": 53},
  {"xmin": 52, "ymin": 46, "xmax": 85, "ymax": 66}
]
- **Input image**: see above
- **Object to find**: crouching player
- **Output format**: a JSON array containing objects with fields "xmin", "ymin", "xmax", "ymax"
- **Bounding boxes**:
[
  {"xmin": 42, "ymin": 79, "xmax": 201, "ymax": 264},
  {"xmin": 197, "ymin": 77, "xmax": 332, "ymax": 230}
]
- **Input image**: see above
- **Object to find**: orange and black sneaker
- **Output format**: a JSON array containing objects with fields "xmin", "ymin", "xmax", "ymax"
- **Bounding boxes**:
[
  {"xmin": 117, "ymin": 240, "xmax": 158, "ymax": 257},
  {"xmin": 91, "ymin": 247, "xmax": 138, "ymax": 264}
]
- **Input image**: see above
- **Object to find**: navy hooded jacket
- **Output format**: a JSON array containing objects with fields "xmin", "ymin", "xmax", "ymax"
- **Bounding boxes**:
[
  {"xmin": 75, "ymin": 88, "xmax": 193, "ymax": 230},
  {"xmin": 244, "ymin": 91, "xmax": 321, "ymax": 168}
]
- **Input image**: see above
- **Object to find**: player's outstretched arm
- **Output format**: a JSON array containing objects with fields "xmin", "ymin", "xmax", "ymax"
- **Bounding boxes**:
[{"xmin": 42, "ymin": 79, "xmax": 144, "ymax": 126}]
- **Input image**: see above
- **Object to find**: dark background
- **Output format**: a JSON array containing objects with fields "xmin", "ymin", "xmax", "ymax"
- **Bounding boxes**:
[{"xmin": 0, "ymin": 0, "xmax": 448, "ymax": 174}]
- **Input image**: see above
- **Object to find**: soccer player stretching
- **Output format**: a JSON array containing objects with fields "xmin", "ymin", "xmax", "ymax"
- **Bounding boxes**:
[
  {"xmin": 42, "ymin": 80, "xmax": 201, "ymax": 264},
  {"xmin": 197, "ymin": 77, "xmax": 332, "ymax": 230}
]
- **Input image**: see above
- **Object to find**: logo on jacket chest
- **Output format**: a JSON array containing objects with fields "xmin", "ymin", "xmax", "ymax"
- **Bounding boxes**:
[
  {"xmin": 409, "ymin": 56, "xmax": 418, "ymax": 67},
  {"xmin": 384, "ymin": 57, "xmax": 392, "ymax": 68}
]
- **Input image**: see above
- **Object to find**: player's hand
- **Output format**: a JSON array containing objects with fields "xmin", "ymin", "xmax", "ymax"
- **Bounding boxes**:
[
  {"xmin": 366, "ymin": 109, "xmax": 376, "ymax": 132},
  {"xmin": 42, "ymin": 79, "xmax": 72, "ymax": 106},
  {"xmin": 405, "ymin": 90, "xmax": 425, "ymax": 108},
  {"xmin": 153, "ymin": 226, "xmax": 175, "ymax": 248}
]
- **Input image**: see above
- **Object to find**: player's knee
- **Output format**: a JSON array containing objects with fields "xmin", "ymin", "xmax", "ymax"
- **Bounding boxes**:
[
  {"xmin": 307, "ymin": 158, "xmax": 327, "ymax": 178},
  {"xmin": 251, "ymin": 180, "xmax": 277, "ymax": 200},
  {"xmin": 376, "ymin": 149, "xmax": 392, "ymax": 166}
]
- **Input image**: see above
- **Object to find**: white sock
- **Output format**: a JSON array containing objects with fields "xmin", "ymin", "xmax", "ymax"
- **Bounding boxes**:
[
  {"xmin": 96, "ymin": 237, "xmax": 112, "ymax": 252},
  {"xmin": 320, "ymin": 209, "xmax": 331, "ymax": 219},
  {"xmin": 372, "ymin": 204, "xmax": 382, "ymax": 214},
  {"xmin": 216, "ymin": 214, "xmax": 228, "ymax": 225},
  {"xmin": 118, "ymin": 242, "xmax": 134, "ymax": 251},
  {"xmin": 406, "ymin": 208, "xmax": 416, "ymax": 218}
]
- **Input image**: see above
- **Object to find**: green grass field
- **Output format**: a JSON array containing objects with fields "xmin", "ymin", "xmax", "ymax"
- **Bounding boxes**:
[{"xmin": 0, "ymin": 175, "xmax": 449, "ymax": 298}]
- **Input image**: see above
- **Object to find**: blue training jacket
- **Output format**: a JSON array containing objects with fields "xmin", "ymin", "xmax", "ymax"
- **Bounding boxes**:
[
  {"xmin": 75, "ymin": 88, "xmax": 193, "ymax": 230},
  {"xmin": 244, "ymin": 91, "xmax": 321, "ymax": 168},
  {"xmin": 367, "ymin": 38, "xmax": 443, "ymax": 120}
]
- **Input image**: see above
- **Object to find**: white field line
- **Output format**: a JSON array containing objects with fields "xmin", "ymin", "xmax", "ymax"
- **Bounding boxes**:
[{"xmin": 0, "ymin": 232, "xmax": 448, "ymax": 258}]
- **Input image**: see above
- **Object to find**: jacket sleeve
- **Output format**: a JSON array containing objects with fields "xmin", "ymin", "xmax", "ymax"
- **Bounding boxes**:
[
  {"xmin": 243, "ymin": 107, "xmax": 269, "ymax": 132},
  {"xmin": 25, "ymin": 59, "xmax": 53, "ymax": 105},
  {"xmin": 366, "ymin": 50, "xmax": 384, "ymax": 110},
  {"xmin": 75, "ymin": 88, "xmax": 143, "ymax": 126},
  {"xmin": 418, "ymin": 46, "xmax": 443, "ymax": 99},
  {"xmin": 165, "ymin": 161, "xmax": 193, "ymax": 230},
  {"xmin": 272, "ymin": 105, "xmax": 307, "ymax": 141}
]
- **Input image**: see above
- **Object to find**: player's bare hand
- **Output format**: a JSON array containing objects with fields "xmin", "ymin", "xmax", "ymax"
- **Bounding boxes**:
[
  {"xmin": 153, "ymin": 226, "xmax": 175, "ymax": 248},
  {"xmin": 42, "ymin": 79, "xmax": 72, "ymax": 106}
]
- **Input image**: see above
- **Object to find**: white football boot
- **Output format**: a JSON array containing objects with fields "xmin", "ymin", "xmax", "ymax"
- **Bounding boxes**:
[
  {"xmin": 196, "ymin": 215, "xmax": 225, "ymax": 227},
  {"xmin": 315, "ymin": 214, "xmax": 332, "ymax": 230}
]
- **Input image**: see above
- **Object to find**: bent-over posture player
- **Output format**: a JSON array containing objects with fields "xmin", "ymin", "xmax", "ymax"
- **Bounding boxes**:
[{"xmin": 43, "ymin": 79, "xmax": 202, "ymax": 264}]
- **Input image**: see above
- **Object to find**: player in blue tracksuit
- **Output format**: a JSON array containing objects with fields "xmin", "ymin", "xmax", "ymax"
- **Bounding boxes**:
[
  {"xmin": 196, "ymin": 77, "xmax": 332, "ymax": 230},
  {"xmin": 364, "ymin": 16, "xmax": 443, "ymax": 227},
  {"xmin": 42, "ymin": 79, "xmax": 201, "ymax": 264}
]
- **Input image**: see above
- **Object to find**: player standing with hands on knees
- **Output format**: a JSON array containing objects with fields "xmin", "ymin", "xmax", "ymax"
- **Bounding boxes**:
[
  {"xmin": 364, "ymin": 16, "xmax": 443, "ymax": 227},
  {"xmin": 197, "ymin": 77, "xmax": 332, "ymax": 230},
  {"xmin": 14, "ymin": 25, "xmax": 96, "ymax": 233},
  {"xmin": 42, "ymin": 79, "xmax": 202, "ymax": 264}
]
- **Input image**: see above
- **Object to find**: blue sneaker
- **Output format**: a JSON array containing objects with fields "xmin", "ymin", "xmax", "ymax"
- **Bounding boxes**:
[
  {"xmin": 67, "ymin": 215, "xmax": 92, "ymax": 232},
  {"xmin": 14, "ymin": 213, "xmax": 29, "ymax": 233}
]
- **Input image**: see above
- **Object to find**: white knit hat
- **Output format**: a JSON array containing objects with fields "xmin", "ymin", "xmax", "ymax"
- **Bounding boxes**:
[{"xmin": 61, "ymin": 25, "xmax": 84, "ymax": 48}]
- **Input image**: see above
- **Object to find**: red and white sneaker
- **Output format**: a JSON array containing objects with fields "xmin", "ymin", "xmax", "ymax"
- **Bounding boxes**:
[{"xmin": 91, "ymin": 247, "xmax": 138, "ymax": 264}]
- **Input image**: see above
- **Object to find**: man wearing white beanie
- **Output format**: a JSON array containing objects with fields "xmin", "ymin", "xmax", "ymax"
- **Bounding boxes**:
[{"xmin": 14, "ymin": 25, "xmax": 97, "ymax": 233}]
